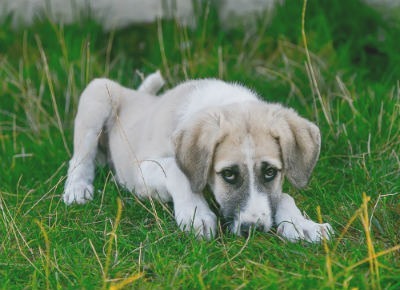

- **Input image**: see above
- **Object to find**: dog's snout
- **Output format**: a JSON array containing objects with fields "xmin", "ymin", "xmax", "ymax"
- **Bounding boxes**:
[
  {"xmin": 239, "ymin": 222, "xmax": 264, "ymax": 236},
  {"xmin": 240, "ymin": 222, "xmax": 252, "ymax": 236}
]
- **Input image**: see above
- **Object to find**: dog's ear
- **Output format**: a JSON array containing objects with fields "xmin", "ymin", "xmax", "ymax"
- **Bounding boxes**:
[
  {"xmin": 173, "ymin": 111, "xmax": 222, "ymax": 193},
  {"xmin": 272, "ymin": 108, "xmax": 321, "ymax": 188}
]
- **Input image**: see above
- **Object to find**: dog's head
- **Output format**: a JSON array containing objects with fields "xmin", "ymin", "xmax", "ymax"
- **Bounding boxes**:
[{"xmin": 174, "ymin": 102, "xmax": 320, "ymax": 236}]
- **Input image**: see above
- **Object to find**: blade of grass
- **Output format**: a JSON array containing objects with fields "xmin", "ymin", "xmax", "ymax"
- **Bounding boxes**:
[
  {"xmin": 301, "ymin": 0, "xmax": 333, "ymax": 130},
  {"xmin": 35, "ymin": 35, "xmax": 71, "ymax": 157},
  {"xmin": 109, "ymin": 272, "xmax": 144, "ymax": 290},
  {"xmin": 102, "ymin": 198, "xmax": 123, "ymax": 290},
  {"xmin": 35, "ymin": 219, "xmax": 51, "ymax": 290},
  {"xmin": 359, "ymin": 193, "xmax": 381, "ymax": 290},
  {"xmin": 157, "ymin": 18, "xmax": 172, "ymax": 83},
  {"xmin": 317, "ymin": 206, "xmax": 334, "ymax": 288}
]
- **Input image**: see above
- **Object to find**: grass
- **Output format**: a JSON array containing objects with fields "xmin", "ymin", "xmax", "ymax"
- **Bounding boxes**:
[{"xmin": 0, "ymin": 0, "xmax": 399, "ymax": 288}]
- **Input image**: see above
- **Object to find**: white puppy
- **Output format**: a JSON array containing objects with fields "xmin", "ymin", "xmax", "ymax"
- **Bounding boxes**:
[{"xmin": 63, "ymin": 72, "xmax": 333, "ymax": 241}]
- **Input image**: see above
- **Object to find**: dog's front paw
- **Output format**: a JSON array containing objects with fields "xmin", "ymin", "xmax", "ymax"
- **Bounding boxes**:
[
  {"xmin": 63, "ymin": 180, "xmax": 94, "ymax": 205},
  {"xmin": 277, "ymin": 219, "xmax": 333, "ymax": 243},
  {"xmin": 175, "ymin": 206, "xmax": 217, "ymax": 239}
]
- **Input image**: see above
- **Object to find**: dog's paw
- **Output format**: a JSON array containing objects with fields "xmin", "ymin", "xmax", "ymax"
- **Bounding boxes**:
[
  {"xmin": 63, "ymin": 181, "xmax": 94, "ymax": 205},
  {"xmin": 277, "ymin": 219, "xmax": 333, "ymax": 243},
  {"xmin": 175, "ymin": 206, "xmax": 217, "ymax": 239}
]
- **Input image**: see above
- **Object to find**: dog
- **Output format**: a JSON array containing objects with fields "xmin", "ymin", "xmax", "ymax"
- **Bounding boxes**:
[{"xmin": 63, "ymin": 71, "xmax": 333, "ymax": 242}]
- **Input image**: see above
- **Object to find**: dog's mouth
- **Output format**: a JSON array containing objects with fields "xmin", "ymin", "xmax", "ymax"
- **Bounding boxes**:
[
  {"xmin": 204, "ymin": 186, "xmax": 273, "ymax": 236},
  {"xmin": 232, "ymin": 219, "xmax": 271, "ymax": 236},
  {"xmin": 220, "ymin": 215, "xmax": 272, "ymax": 237}
]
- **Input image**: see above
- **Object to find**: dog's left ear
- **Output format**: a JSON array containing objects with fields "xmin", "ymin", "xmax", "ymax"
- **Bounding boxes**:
[
  {"xmin": 272, "ymin": 108, "xmax": 321, "ymax": 188},
  {"xmin": 173, "ymin": 111, "xmax": 222, "ymax": 193}
]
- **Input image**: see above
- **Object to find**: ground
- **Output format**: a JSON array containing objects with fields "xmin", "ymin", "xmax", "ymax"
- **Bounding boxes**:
[{"xmin": 0, "ymin": 0, "xmax": 399, "ymax": 289}]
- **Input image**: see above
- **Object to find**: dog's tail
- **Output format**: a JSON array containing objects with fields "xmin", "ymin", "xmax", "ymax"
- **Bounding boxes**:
[{"xmin": 138, "ymin": 70, "xmax": 165, "ymax": 95}]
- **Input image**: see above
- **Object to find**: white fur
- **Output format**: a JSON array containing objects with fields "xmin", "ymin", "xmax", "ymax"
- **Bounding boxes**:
[
  {"xmin": 177, "ymin": 80, "xmax": 258, "ymax": 124},
  {"xmin": 138, "ymin": 157, "xmax": 217, "ymax": 238},
  {"xmin": 63, "ymin": 73, "xmax": 333, "ymax": 242},
  {"xmin": 275, "ymin": 194, "xmax": 333, "ymax": 242},
  {"xmin": 233, "ymin": 136, "xmax": 272, "ymax": 234},
  {"xmin": 137, "ymin": 71, "xmax": 165, "ymax": 94}
]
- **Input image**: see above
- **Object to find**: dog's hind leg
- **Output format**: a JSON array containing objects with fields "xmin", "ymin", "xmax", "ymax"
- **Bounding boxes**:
[{"xmin": 63, "ymin": 78, "xmax": 122, "ymax": 204}]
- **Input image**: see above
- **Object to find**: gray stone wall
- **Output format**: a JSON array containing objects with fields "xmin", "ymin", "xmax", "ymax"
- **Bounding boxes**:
[{"xmin": 1, "ymin": 0, "xmax": 399, "ymax": 29}]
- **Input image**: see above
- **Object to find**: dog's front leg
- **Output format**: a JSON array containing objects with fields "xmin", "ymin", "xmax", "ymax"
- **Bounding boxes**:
[
  {"xmin": 172, "ymin": 189, "xmax": 217, "ymax": 239},
  {"xmin": 140, "ymin": 158, "xmax": 217, "ymax": 239},
  {"xmin": 273, "ymin": 193, "xmax": 333, "ymax": 242}
]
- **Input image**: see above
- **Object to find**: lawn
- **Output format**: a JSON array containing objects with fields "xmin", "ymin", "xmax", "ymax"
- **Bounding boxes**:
[{"xmin": 0, "ymin": 0, "xmax": 399, "ymax": 289}]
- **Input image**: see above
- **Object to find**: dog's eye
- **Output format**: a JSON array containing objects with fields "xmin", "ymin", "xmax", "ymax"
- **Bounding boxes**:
[
  {"xmin": 220, "ymin": 167, "xmax": 239, "ymax": 184},
  {"xmin": 262, "ymin": 166, "xmax": 277, "ymax": 182}
]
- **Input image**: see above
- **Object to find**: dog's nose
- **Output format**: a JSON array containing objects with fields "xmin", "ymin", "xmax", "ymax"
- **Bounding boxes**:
[{"xmin": 239, "ymin": 222, "xmax": 264, "ymax": 236}]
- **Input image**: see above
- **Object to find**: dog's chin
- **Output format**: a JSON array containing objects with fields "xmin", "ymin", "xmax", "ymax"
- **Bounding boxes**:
[{"xmin": 229, "ymin": 219, "xmax": 272, "ymax": 237}]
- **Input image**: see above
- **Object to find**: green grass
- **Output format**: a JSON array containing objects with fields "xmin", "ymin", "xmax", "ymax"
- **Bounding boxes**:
[{"xmin": 1, "ymin": 0, "xmax": 399, "ymax": 289}]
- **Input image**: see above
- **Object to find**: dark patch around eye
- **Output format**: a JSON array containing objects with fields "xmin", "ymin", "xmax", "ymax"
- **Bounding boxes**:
[
  {"xmin": 219, "ymin": 165, "xmax": 242, "ymax": 185},
  {"xmin": 260, "ymin": 162, "xmax": 278, "ymax": 183}
]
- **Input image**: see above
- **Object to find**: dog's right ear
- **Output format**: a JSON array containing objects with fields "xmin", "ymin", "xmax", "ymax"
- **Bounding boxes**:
[{"xmin": 173, "ymin": 111, "xmax": 222, "ymax": 193}]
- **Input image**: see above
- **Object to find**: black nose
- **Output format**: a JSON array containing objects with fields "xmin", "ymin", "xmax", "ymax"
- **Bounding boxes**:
[{"xmin": 239, "ymin": 222, "xmax": 264, "ymax": 236}]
